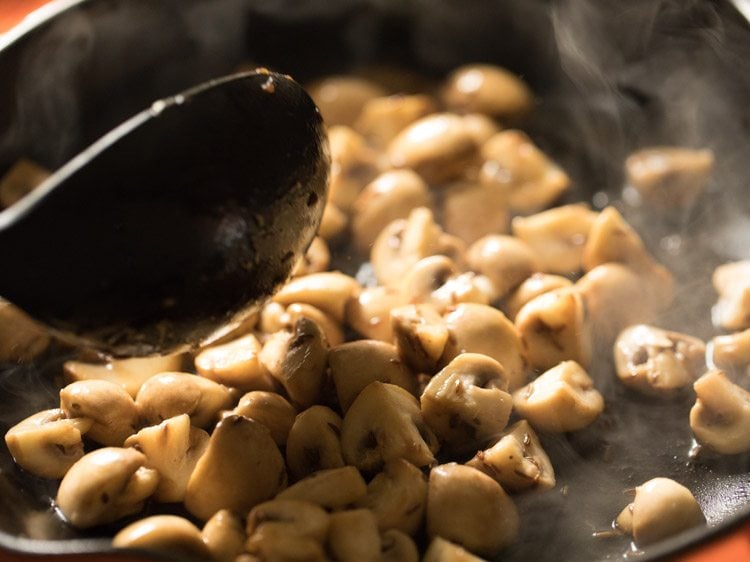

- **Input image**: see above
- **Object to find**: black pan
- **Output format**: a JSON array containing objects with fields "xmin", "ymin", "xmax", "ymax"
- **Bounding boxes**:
[{"xmin": 1, "ymin": 1, "xmax": 749, "ymax": 561}]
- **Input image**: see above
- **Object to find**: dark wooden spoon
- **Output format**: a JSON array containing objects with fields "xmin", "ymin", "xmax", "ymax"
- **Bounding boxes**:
[{"xmin": 0, "ymin": 70, "xmax": 328, "ymax": 357}]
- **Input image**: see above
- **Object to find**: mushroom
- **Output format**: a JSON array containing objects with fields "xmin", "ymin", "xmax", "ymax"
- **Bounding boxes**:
[
  {"xmin": 462, "ymin": 113, "xmax": 502, "ymax": 146},
  {"xmin": 194, "ymin": 333, "xmax": 275, "ymax": 392},
  {"xmin": 441, "ymin": 303, "xmax": 527, "ymax": 391},
  {"xmin": 326, "ymin": 125, "xmax": 380, "ymax": 212},
  {"xmin": 512, "ymin": 361, "xmax": 604, "ymax": 433},
  {"xmin": 355, "ymin": 94, "xmax": 438, "ymax": 148},
  {"xmin": 511, "ymin": 204, "xmax": 599, "ymax": 274},
  {"xmin": 514, "ymin": 287, "xmax": 592, "ymax": 372},
  {"xmin": 292, "ymin": 236, "xmax": 331, "ymax": 277},
  {"xmin": 0, "ymin": 158, "xmax": 49, "ymax": 208},
  {"xmin": 390, "ymin": 303, "xmax": 450, "ymax": 374},
  {"xmin": 276, "ymin": 466, "xmax": 367, "ymax": 509},
  {"xmin": 285, "ymin": 406, "xmax": 346, "ymax": 481},
  {"xmin": 184, "ymin": 414, "xmax": 286, "ymax": 521},
  {"xmin": 441, "ymin": 180, "xmax": 509, "ymax": 245},
  {"xmin": 259, "ymin": 317, "xmax": 328, "ymax": 408},
  {"xmin": 136, "ymin": 372, "xmax": 233, "ymax": 429},
  {"xmin": 441, "ymin": 64, "xmax": 533, "ymax": 120},
  {"xmin": 328, "ymin": 509, "xmax": 382, "ymax": 562},
  {"xmin": 63, "ymin": 353, "xmax": 184, "ymax": 398},
  {"xmin": 273, "ymin": 271, "xmax": 360, "ymax": 323},
  {"xmin": 356, "ymin": 458, "xmax": 428, "ymax": 535},
  {"xmin": 56, "ymin": 447, "xmax": 159, "ymax": 529},
  {"xmin": 371, "ymin": 207, "xmax": 466, "ymax": 287},
  {"xmin": 346, "ymin": 285, "xmax": 405, "ymax": 342},
  {"xmin": 202, "ymin": 510, "xmax": 246, "ymax": 562},
  {"xmin": 329, "ymin": 340, "xmax": 418, "ymax": 412},
  {"xmin": 466, "ymin": 234, "xmax": 541, "ymax": 300},
  {"xmin": 690, "ymin": 369, "xmax": 750, "ymax": 454},
  {"xmin": 421, "ymin": 353, "xmax": 512, "ymax": 454},
  {"xmin": 616, "ymin": 478, "xmax": 705, "ymax": 547},
  {"xmin": 387, "ymin": 113, "xmax": 479, "ymax": 184},
  {"xmin": 504, "ymin": 273, "xmax": 573, "ymax": 321},
  {"xmin": 0, "ymin": 300, "xmax": 50, "ymax": 363},
  {"xmin": 59, "ymin": 379, "xmax": 139, "ymax": 446},
  {"xmin": 624, "ymin": 147, "xmax": 714, "ymax": 208},
  {"xmin": 423, "ymin": 537, "xmax": 487, "ymax": 562},
  {"xmin": 467, "ymin": 419, "xmax": 555, "ymax": 493},
  {"xmin": 341, "ymin": 382, "xmax": 439, "ymax": 473},
  {"xmin": 479, "ymin": 130, "xmax": 570, "ymax": 215},
  {"xmin": 711, "ymin": 260, "xmax": 750, "ymax": 331},
  {"xmin": 352, "ymin": 169, "xmax": 433, "ymax": 254},
  {"xmin": 123, "ymin": 414, "xmax": 209, "ymax": 503},
  {"xmin": 380, "ymin": 529, "xmax": 419, "ymax": 562},
  {"xmin": 307, "ymin": 75, "xmax": 387, "ymax": 128},
  {"xmin": 230, "ymin": 391, "xmax": 297, "ymax": 447},
  {"xmin": 426, "ymin": 463, "xmax": 519, "ymax": 557},
  {"xmin": 261, "ymin": 301, "xmax": 344, "ymax": 348},
  {"xmin": 4, "ymin": 408, "xmax": 93, "ymax": 479},
  {"xmin": 614, "ymin": 325, "xmax": 706, "ymax": 394},
  {"xmin": 709, "ymin": 328, "xmax": 750, "ymax": 377},
  {"xmin": 113, "ymin": 515, "xmax": 209, "ymax": 559}
]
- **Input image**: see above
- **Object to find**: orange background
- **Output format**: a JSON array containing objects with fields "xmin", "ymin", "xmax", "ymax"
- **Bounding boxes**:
[{"xmin": 0, "ymin": 1, "xmax": 749, "ymax": 561}]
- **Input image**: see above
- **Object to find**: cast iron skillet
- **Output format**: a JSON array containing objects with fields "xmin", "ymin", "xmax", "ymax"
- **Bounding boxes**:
[{"xmin": 1, "ymin": 0, "xmax": 750, "ymax": 561}]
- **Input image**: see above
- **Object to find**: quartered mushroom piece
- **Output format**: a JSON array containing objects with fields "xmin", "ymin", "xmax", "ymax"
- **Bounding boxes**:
[
  {"xmin": 711, "ymin": 260, "xmax": 750, "ymax": 331},
  {"xmin": 194, "ymin": 333, "xmax": 275, "ymax": 392},
  {"xmin": 276, "ymin": 466, "xmax": 367, "ymax": 509},
  {"xmin": 709, "ymin": 328, "xmax": 750, "ymax": 377},
  {"xmin": 690, "ymin": 370, "xmax": 750, "ymax": 455},
  {"xmin": 113, "ymin": 515, "xmax": 210, "ymax": 559},
  {"xmin": 201, "ymin": 510, "xmax": 246, "ymax": 562},
  {"xmin": 229, "ymin": 391, "xmax": 297, "ymax": 447},
  {"xmin": 285, "ymin": 406, "xmax": 346, "ymax": 480},
  {"xmin": 328, "ymin": 509, "xmax": 382, "ymax": 562}
]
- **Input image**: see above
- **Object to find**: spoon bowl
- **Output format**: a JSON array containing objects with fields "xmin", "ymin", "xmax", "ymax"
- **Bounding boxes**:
[{"xmin": 0, "ymin": 70, "xmax": 329, "ymax": 357}]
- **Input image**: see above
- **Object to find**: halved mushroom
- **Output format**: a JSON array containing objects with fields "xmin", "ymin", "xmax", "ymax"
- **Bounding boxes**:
[
  {"xmin": 511, "ymin": 204, "xmax": 598, "ymax": 274},
  {"xmin": 202, "ymin": 510, "xmax": 246, "ymax": 562},
  {"xmin": 426, "ymin": 463, "xmax": 519, "ymax": 557},
  {"xmin": 0, "ymin": 300, "xmax": 50, "ymax": 363},
  {"xmin": 441, "ymin": 181, "xmax": 509, "ymax": 245},
  {"xmin": 690, "ymin": 369, "xmax": 750, "ymax": 454},
  {"xmin": 184, "ymin": 414, "xmax": 286, "ymax": 521},
  {"xmin": 467, "ymin": 420, "xmax": 555, "ymax": 493},
  {"xmin": 624, "ymin": 147, "xmax": 714, "ymax": 208},
  {"xmin": 277, "ymin": 466, "xmax": 367, "ymax": 509},
  {"xmin": 328, "ymin": 509, "xmax": 382, "ymax": 562},
  {"xmin": 614, "ymin": 325, "xmax": 706, "ymax": 394},
  {"xmin": 515, "ymin": 288, "xmax": 592, "ymax": 372},
  {"xmin": 194, "ymin": 333, "xmax": 275, "ymax": 392},
  {"xmin": 292, "ymin": 236, "xmax": 331, "ymax": 277},
  {"xmin": 712, "ymin": 261, "xmax": 750, "ymax": 331},
  {"xmin": 273, "ymin": 271, "xmax": 360, "ymax": 323},
  {"xmin": 479, "ymin": 130, "xmax": 570, "ymax": 215},
  {"xmin": 136, "ymin": 372, "xmax": 233, "ymax": 429},
  {"xmin": 63, "ymin": 353, "xmax": 184, "ymax": 398},
  {"xmin": 423, "ymin": 537, "xmax": 488, "ymax": 562},
  {"xmin": 387, "ymin": 113, "xmax": 479, "ymax": 184},
  {"xmin": 286, "ymin": 406, "xmax": 345, "ymax": 481},
  {"xmin": 326, "ymin": 125, "xmax": 380, "ymax": 212},
  {"xmin": 4, "ymin": 409, "xmax": 93, "ymax": 479},
  {"xmin": 352, "ymin": 169, "xmax": 433, "ymax": 254},
  {"xmin": 230, "ymin": 391, "xmax": 296, "ymax": 447},
  {"xmin": 356, "ymin": 458, "xmax": 428, "ymax": 535},
  {"xmin": 123, "ymin": 414, "xmax": 209, "ymax": 503},
  {"xmin": 0, "ymin": 159, "xmax": 50, "ymax": 208},
  {"xmin": 329, "ymin": 340, "xmax": 417, "ymax": 412},
  {"xmin": 380, "ymin": 529, "xmax": 419, "ymax": 562},
  {"xmin": 504, "ymin": 273, "xmax": 573, "ymax": 321},
  {"xmin": 466, "ymin": 235, "xmax": 541, "ymax": 301},
  {"xmin": 616, "ymin": 477, "xmax": 704, "ymax": 547},
  {"xmin": 355, "ymin": 94, "xmax": 438, "ymax": 148},
  {"xmin": 421, "ymin": 353, "xmax": 512, "ymax": 454},
  {"xmin": 59, "ymin": 380, "xmax": 139, "ymax": 446},
  {"xmin": 371, "ymin": 207, "xmax": 466, "ymax": 287},
  {"xmin": 390, "ymin": 303, "xmax": 450, "ymax": 374},
  {"xmin": 341, "ymin": 382, "xmax": 439, "ymax": 473},
  {"xmin": 442, "ymin": 303, "xmax": 527, "ymax": 391},
  {"xmin": 113, "ymin": 515, "xmax": 210, "ymax": 559},
  {"xmin": 259, "ymin": 317, "xmax": 328, "ymax": 409},
  {"xmin": 307, "ymin": 75, "xmax": 387, "ymax": 128},
  {"xmin": 710, "ymin": 328, "xmax": 750, "ymax": 377},
  {"xmin": 441, "ymin": 64, "xmax": 533, "ymax": 120},
  {"xmin": 346, "ymin": 286, "xmax": 405, "ymax": 342},
  {"xmin": 512, "ymin": 361, "xmax": 604, "ymax": 433},
  {"xmin": 56, "ymin": 447, "xmax": 159, "ymax": 529}
]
